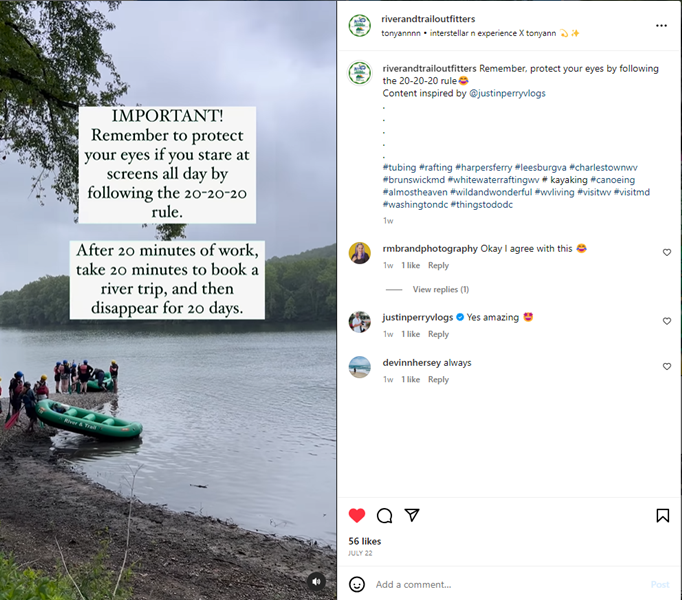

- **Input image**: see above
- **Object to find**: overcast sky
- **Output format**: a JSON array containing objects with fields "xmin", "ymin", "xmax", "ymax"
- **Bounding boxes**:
[{"xmin": 0, "ymin": 1, "xmax": 335, "ymax": 294}]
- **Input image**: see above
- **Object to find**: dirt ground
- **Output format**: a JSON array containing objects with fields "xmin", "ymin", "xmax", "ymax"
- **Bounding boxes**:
[{"xmin": 0, "ymin": 396, "xmax": 336, "ymax": 599}]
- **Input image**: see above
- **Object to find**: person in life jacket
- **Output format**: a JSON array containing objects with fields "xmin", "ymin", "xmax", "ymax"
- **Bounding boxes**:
[
  {"xmin": 53, "ymin": 361, "xmax": 61, "ymax": 394},
  {"xmin": 60, "ymin": 360, "xmax": 70, "ymax": 393},
  {"xmin": 109, "ymin": 360, "xmax": 119, "ymax": 393},
  {"xmin": 36, "ymin": 375, "xmax": 50, "ymax": 400},
  {"xmin": 78, "ymin": 360, "xmax": 93, "ymax": 394},
  {"xmin": 10, "ymin": 372, "xmax": 24, "ymax": 416}
]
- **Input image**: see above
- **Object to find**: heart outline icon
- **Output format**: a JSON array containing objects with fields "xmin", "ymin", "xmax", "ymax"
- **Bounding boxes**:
[
  {"xmin": 663, "ymin": 318, "xmax": 671, "ymax": 325},
  {"xmin": 663, "ymin": 363, "xmax": 671, "ymax": 370},
  {"xmin": 349, "ymin": 508, "xmax": 365, "ymax": 523},
  {"xmin": 663, "ymin": 249, "xmax": 671, "ymax": 256}
]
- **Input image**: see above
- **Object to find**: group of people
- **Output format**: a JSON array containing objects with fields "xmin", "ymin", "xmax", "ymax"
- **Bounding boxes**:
[
  {"xmin": 2, "ymin": 371, "xmax": 45, "ymax": 432},
  {"xmin": 1, "ymin": 360, "xmax": 120, "ymax": 433},
  {"xmin": 51, "ymin": 359, "xmax": 119, "ymax": 394}
]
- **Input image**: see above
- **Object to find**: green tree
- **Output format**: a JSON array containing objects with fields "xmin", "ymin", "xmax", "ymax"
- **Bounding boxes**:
[
  {"xmin": 283, "ymin": 295, "xmax": 297, "ymax": 320},
  {"xmin": 0, "ymin": 1, "xmax": 185, "ymax": 240}
]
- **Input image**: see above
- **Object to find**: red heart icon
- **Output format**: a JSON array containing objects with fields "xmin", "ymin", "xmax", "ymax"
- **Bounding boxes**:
[{"xmin": 349, "ymin": 508, "xmax": 365, "ymax": 523}]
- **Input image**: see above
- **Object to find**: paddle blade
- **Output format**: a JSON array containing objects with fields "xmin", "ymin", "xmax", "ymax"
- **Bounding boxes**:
[{"xmin": 4, "ymin": 408, "xmax": 21, "ymax": 430}]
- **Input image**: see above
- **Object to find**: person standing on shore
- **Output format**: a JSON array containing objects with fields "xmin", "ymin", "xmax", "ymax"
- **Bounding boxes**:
[
  {"xmin": 36, "ymin": 375, "xmax": 50, "ymax": 400},
  {"xmin": 53, "ymin": 362, "xmax": 61, "ymax": 394},
  {"xmin": 21, "ymin": 382, "xmax": 38, "ymax": 433},
  {"xmin": 78, "ymin": 360, "xmax": 93, "ymax": 394},
  {"xmin": 10, "ymin": 372, "xmax": 24, "ymax": 416},
  {"xmin": 70, "ymin": 361, "xmax": 78, "ymax": 393},
  {"xmin": 60, "ymin": 360, "xmax": 70, "ymax": 393},
  {"xmin": 109, "ymin": 360, "xmax": 119, "ymax": 393}
]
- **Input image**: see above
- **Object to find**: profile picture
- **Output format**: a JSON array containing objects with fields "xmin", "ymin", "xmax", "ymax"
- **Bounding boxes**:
[
  {"xmin": 349, "ymin": 356, "xmax": 371, "ymax": 379},
  {"xmin": 349, "ymin": 311, "xmax": 371, "ymax": 333},
  {"xmin": 349, "ymin": 242, "xmax": 370, "ymax": 265}
]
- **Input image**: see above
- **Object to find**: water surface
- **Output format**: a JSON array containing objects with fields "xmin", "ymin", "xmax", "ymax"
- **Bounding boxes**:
[{"xmin": 0, "ymin": 326, "xmax": 336, "ymax": 545}]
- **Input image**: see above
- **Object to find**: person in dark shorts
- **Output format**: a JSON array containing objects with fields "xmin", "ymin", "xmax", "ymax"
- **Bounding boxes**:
[
  {"xmin": 109, "ymin": 360, "xmax": 119, "ymax": 392},
  {"xmin": 78, "ymin": 360, "xmax": 93, "ymax": 394},
  {"xmin": 10, "ymin": 372, "xmax": 24, "ymax": 416},
  {"xmin": 21, "ymin": 382, "xmax": 38, "ymax": 432}
]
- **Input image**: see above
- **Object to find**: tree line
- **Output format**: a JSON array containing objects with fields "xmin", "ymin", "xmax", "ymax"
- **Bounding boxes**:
[{"xmin": 0, "ymin": 245, "xmax": 336, "ymax": 326}]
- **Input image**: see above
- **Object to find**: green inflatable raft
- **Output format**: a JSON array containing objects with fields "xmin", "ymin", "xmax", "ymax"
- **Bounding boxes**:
[
  {"xmin": 36, "ymin": 400, "xmax": 142, "ymax": 440},
  {"xmin": 86, "ymin": 371, "xmax": 114, "ymax": 391}
]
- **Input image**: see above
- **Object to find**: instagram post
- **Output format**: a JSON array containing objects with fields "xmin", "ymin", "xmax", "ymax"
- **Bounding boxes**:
[
  {"xmin": 337, "ymin": 1, "xmax": 680, "ymax": 599},
  {"xmin": 0, "ymin": 2, "xmax": 335, "ymax": 599}
]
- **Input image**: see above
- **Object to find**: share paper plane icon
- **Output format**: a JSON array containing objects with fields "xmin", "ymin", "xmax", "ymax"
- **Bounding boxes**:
[{"xmin": 404, "ymin": 508, "xmax": 420, "ymax": 522}]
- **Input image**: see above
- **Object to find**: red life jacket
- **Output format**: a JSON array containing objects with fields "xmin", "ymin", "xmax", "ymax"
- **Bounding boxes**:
[{"xmin": 79, "ymin": 364, "xmax": 88, "ymax": 374}]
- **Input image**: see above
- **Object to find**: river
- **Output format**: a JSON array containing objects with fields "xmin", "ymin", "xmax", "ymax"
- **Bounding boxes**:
[{"xmin": 0, "ymin": 325, "xmax": 336, "ymax": 545}]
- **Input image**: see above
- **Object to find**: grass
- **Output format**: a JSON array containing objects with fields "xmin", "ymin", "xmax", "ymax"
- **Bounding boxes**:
[
  {"xmin": 0, "ymin": 545, "xmax": 133, "ymax": 600},
  {"xmin": 0, "ymin": 461, "xmax": 140, "ymax": 600}
]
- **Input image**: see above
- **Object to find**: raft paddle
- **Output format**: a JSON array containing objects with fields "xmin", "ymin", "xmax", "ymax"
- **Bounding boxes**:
[{"xmin": 4, "ymin": 406, "xmax": 22, "ymax": 430}]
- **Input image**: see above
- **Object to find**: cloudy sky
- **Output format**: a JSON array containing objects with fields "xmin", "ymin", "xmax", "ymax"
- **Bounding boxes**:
[{"xmin": 0, "ymin": 1, "xmax": 336, "ymax": 293}]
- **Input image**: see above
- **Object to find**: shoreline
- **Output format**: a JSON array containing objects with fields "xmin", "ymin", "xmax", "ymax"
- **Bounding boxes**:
[{"xmin": 0, "ymin": 395, "xmax": 336, "ymax": 599}]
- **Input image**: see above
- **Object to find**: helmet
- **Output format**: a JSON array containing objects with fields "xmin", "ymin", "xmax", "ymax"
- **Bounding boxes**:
[
  {"xmin": 83, "ymin": 360, "xmax": 88, "ymax": 365},
  {"xmin": 40, "ymin": 375, "xmax": 47, "ymax": 381},
  {"xmin": 111, "ymin": 360, "xmax": 117, "ymax": 365},
  {"xmin": 16, "ymin": 372, "xmax": 23, "ymax": 378},
  {"xmin": 63, "ymin": 360, "xmax": 68, "ymax": 364},
  {"xmin": 56, "ymin": 362, "xmax": 61, "ymax": 366}
]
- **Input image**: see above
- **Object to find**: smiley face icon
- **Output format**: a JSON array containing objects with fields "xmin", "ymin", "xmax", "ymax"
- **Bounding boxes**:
[
  {"xmin": 577, "ymin": 243, "xmax": 586, "ymax": 254},
  {"xmin": 523, "ymin": 312, "xmax": 533, "ymax": 322},
  {"xmin": 458, "ymin": 76, "xmax": 469, "ymax": 85},
  {"xmin": 349, "ymin": 576, "xmax": 366, "ymax": 593}
]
